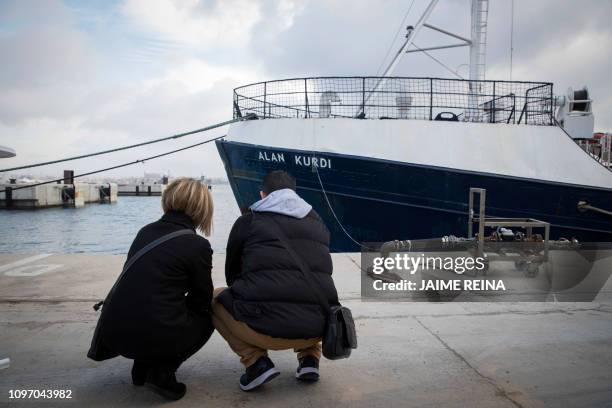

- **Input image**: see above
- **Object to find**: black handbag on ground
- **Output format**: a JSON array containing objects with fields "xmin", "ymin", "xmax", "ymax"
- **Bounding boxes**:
[
  {"xmin": 266, "ymin": 215, "xmax": 357, "ymax": 360},
  {"xmin": 87, "ymin": 229, "xmax": 195, "ymax": 361}
]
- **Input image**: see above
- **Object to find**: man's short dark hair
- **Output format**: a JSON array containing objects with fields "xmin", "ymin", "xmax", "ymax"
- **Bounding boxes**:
[{"xmin": 262, "ymin": 170, "xmax": 296, "ymax": 194}]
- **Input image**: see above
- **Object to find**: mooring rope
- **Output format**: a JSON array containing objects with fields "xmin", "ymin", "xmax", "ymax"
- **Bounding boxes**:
[
  {"xmin": 0, "ymin": 134, "xmax": 226, "ymax": 194},
  {"xmin": 310, "ymin": 158, "xmax": 376, "ymax": 251},
  {"xmin": 0, "ymin": 115, "xmax": 254, "ymax": 173}
]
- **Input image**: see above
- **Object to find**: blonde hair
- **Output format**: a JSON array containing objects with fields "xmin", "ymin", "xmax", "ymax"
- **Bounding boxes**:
[{"xmin": 162, "ymin": 178, "xmax": 213, "ymax": 236}]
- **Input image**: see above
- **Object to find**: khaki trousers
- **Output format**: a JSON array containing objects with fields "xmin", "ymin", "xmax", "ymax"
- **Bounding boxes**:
[{"xmin": 211, "ymin": 288, "xmax": 321, "ymax": 367}]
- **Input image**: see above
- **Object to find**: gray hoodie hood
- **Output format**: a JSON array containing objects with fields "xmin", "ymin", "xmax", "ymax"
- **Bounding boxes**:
[{"xmin": 249, "ymin": 188, "xmax": 312, "ymax": 219}]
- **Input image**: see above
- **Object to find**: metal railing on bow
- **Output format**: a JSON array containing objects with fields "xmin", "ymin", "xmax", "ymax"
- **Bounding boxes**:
[{"xmin": 233, "ymin": 77, "xmax": 554, "ymax": 126}]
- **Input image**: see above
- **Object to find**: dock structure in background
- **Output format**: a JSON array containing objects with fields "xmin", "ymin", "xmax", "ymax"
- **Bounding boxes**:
[
  {"xmin": 117, "ymin": 174, "xmax": 168, "ymax": 196},
  {"xmin": 117, "ymin": 183, "xmax": 166, "ymax": 196},
  {"xmin": 0, "ymin": 181, "xmax": 117, "ymax": 209}
]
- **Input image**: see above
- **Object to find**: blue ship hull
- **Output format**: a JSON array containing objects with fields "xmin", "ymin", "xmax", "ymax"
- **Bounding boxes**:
[{"xmin": 216, "ymin": 140, "xmax": 612, "ymax": 252}]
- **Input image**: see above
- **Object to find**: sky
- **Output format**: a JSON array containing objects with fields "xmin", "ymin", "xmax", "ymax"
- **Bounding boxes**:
[{"xmin": 1, "ymin": 0, "xmax": 611, "ymax": 180}]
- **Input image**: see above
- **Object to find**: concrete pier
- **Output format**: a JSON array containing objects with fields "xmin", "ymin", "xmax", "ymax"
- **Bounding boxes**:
[
  {"xmin": 117, "ymin": 184, "xmax": 165, "ymax": 196},
  {"xmin": 0, "ymin": 252, "xmax": 611, "ymax": 407},
  {"xmin": 0, "ymin": 183, "xmax": 117, "ymax": 209}
]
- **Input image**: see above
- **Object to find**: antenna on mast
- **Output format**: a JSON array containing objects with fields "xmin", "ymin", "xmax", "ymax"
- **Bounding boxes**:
[
  {"xmin": 466, "ymin": 0, "xmax": 489, "ymax": 121},
  {"xmin": 469, "ymin": 0, "xmax": 489, "ymax": 81}
]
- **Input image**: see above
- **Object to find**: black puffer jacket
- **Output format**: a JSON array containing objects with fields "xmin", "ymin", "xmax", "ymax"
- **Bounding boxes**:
[
  {"xmin": 97, "ymin": 211, "xmax": 214, "ymax": 362},
  {"xmin": 218, "ymin": 209, "xmax": 339, "ymax": 339}
]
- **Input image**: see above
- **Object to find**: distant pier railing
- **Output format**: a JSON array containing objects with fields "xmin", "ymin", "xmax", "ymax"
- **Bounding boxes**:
[{"xmin": 233, "ymin": 77, "xmax": 554, "ymax": 126}]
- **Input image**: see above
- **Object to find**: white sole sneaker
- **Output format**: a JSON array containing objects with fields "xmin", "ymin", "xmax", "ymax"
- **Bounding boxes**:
[
  {"xmin": 240, "ymin": 368, "xmax": 281, "ymax": 391},
  {"xmin": 296, "ymin": 366, "xmax": 320, "ymax": 381}
]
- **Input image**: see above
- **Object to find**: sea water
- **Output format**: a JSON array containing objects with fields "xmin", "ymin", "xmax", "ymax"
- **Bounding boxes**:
[{"xmin": 0, "ymin": 183, "xmax": 241, "ymax": 255}]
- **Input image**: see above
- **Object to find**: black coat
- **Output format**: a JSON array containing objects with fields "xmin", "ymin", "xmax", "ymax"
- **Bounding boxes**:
[
  {"xmin": 217, "ymin": 210, "xmax": 339, "ymax": 339},
  {"xmin": 97, "ymin": 211, "xmax": 214, "ymax": 362}
]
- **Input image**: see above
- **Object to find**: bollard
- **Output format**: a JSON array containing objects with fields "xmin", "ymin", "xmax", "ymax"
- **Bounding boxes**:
[
  {"xmin": 5, "ymin": 186, "xmax": 12, "ymax": 208},
  {"xmin": 98, "ymin": 184, "xmax": 111, "ymax": 203}
]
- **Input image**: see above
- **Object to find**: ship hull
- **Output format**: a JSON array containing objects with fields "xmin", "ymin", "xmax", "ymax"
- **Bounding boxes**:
[{"xmin": 217, "ymin": 139, "xmax": 612, "ymax": 252}]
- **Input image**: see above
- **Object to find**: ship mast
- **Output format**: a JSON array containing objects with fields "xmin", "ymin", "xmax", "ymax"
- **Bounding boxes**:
[
  {"xmin": 364, "ymin": 0, "xmax": 489, "ymax": 120},
  {"xmin": 467, "ymin": 0, "xmax": 489, "ymax": 120},
  {"xmin": 469, "ymin": 0, "xmax": 489, "ymax": 81}
]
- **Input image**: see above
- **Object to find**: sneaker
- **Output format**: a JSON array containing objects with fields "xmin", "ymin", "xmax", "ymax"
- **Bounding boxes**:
[
  {"xmin": 145, "ymin": 367, "xmax": 187, "ymax": 401},
  {"xmin": 131, "ymin": 360, "xmax": 149, "ymax": 386},
  {"xmin": 296, "ymin": 355, "xmax": 320, "ymax": 382},
  {"xmin": 239, "ymin": 356, "xmax": 280, "ymax": 392}
]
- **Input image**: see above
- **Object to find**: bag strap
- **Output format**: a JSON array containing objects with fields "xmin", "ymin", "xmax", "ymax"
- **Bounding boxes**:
[
  {"xmin": 262, "ymin": 213, "xmax": 330, "ymax": 313},
  {"xmin": 93, "ymin": 229, "xmax": 195, "ymax": 310},
  {"xmin": 123, "ymin": 229, "xmax": 195, "ymax": 273}
]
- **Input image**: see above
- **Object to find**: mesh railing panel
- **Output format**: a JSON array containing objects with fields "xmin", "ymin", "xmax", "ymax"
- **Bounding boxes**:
[{"xmin": 233, "ymin": 77, "xmax": 553, "ymax": 126}]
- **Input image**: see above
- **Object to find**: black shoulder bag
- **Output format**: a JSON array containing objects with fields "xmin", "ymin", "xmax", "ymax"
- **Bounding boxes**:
[
  {"xmin": 87, "ymin": 229, "xmax": 195, "ymax": 361},
  {"xmin": 266, "ymin": 215, "xmax": 357, "ymax": 360}
]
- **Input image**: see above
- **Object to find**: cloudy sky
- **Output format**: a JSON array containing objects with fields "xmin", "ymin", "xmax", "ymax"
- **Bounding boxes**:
[{"xmin": 1, "ymin": 0, "xmax": 611, "ymax": 180}]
